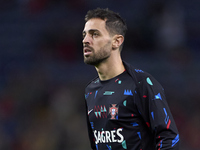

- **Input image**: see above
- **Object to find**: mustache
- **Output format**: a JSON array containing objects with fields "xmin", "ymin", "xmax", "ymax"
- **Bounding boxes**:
[{"xmin": 83, "ymin": 44, "xmax": 94, "ymax": 50}]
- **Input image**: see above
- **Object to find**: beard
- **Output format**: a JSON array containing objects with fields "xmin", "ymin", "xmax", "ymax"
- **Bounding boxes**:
[{"xmin": 84, "ymin": 42, "xmax": 111, "ymax": 66}]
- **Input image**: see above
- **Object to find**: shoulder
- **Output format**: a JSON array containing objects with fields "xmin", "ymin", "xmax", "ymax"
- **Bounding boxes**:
[
  {"xmin": 123, "ymin": 61, "xmax": 152, "ymax": 83},
  {"xmin": 85, "ymin": 76, "xmax": 100, "ymax": 90}
]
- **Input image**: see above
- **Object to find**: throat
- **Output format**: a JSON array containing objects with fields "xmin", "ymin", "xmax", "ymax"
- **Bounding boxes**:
[{"xmin": 95, "ymin": 62, "xmax": 125, "ymax": 81}]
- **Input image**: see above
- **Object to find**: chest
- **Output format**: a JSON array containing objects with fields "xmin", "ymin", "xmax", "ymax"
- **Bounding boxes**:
[{"xmin": 86, "ymin": 78, "xmax": 139, "ymax": 130}]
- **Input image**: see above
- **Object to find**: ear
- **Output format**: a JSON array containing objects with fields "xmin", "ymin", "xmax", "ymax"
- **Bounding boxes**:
[{"xmin": 112, "ymin": 35, "xmax": 124, "ymax": 50}]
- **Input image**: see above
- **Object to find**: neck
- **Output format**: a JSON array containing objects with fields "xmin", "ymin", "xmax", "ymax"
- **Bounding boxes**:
[{"xmin": 95, "ymin": 52, "xmax": 125, "ymax": 81}]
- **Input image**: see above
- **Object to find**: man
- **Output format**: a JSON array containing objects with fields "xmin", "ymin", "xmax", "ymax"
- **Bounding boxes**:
[{"xmin": 83, "ymin": 8, "xmax": 179, "ymax": 150}]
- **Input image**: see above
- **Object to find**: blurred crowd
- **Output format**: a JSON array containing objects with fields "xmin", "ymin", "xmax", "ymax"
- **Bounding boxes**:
[{"xmin": 0, "ymin": 0, "xmax": 200, "ymax": 150}]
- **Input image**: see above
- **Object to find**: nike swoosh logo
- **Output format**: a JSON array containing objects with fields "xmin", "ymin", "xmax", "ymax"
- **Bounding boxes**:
[{"xmin": 88, "ymin": 109, "xmax": 93, "ymax": 115}]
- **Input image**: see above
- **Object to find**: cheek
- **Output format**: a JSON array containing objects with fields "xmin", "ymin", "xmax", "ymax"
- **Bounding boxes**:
[
  {"xmin": 93, "ymin": 38, "xmax": 112, "ymax": 51},
  {"xmin": 99, "ymin": 39, "xmax": 112, "ymax": 47},
  {"xmin": 92, "ymin": 41, "xmax": 103, "ymax": 51}
]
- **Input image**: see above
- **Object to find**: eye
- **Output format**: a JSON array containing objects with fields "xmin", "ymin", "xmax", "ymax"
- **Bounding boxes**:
[
  {"xmin": 92, "ymin": 32, "xmax": 99, "ymax": 37},
  {"xmin": 82, "ymin": 33, "xmax": 86, "ymax": 39}
]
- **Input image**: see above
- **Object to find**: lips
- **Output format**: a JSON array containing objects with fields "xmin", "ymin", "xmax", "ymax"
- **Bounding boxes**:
[{"xmin": 83, "ymin": 47, "xmax": 92, "ymax": 56}]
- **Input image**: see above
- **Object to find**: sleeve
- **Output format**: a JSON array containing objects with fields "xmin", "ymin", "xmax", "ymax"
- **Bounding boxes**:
[
  {"xmin": 85, "ymin": 100, "xmax": 96, "ymax": 150},
  {"xmin": 135, "ymin": 75, "xmax": 179, "ymax": 150}
]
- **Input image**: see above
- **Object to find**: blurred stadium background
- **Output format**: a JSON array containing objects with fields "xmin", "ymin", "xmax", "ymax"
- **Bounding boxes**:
[{"xmin": 0, "ymin": 0, "xmax": 200, "ymax": 150}]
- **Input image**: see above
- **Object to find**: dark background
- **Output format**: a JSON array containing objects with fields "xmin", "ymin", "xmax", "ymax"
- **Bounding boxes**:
[{"xmin": 0, "ymin": 0, "xmax": 199, "ymax": 150}]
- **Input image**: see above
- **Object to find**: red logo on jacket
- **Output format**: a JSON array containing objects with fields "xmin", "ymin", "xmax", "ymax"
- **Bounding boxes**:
[{"xmin": 109, "ymin": 104, "xmax": 118, "ymax": 119}]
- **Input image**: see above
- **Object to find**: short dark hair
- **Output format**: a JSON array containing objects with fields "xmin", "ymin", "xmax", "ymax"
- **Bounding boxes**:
[{"xmin": 85, "ymin": 8, "xmax": 127, "ymax": 51}]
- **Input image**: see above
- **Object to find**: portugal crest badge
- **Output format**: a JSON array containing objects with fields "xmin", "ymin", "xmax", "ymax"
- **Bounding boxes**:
[{"xmin": 109, "ymin": 104, "xmax": 118, "ymax": 119}]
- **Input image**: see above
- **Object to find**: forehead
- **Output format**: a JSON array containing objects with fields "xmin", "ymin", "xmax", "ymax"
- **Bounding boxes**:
[{"xmin": 83, "ymin": 18, "xmax": 108, "ymax": 33}]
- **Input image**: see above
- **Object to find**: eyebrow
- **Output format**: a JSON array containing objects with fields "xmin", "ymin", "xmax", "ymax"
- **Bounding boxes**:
[{"xmin": 82, "ymin": 29, "xmax": 99, "ymax": 34}]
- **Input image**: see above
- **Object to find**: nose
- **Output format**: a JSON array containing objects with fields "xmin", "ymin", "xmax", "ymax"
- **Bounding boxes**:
[{"xmin": 82, "ymin": 34, "xmax": 91, "ymax": 45}]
